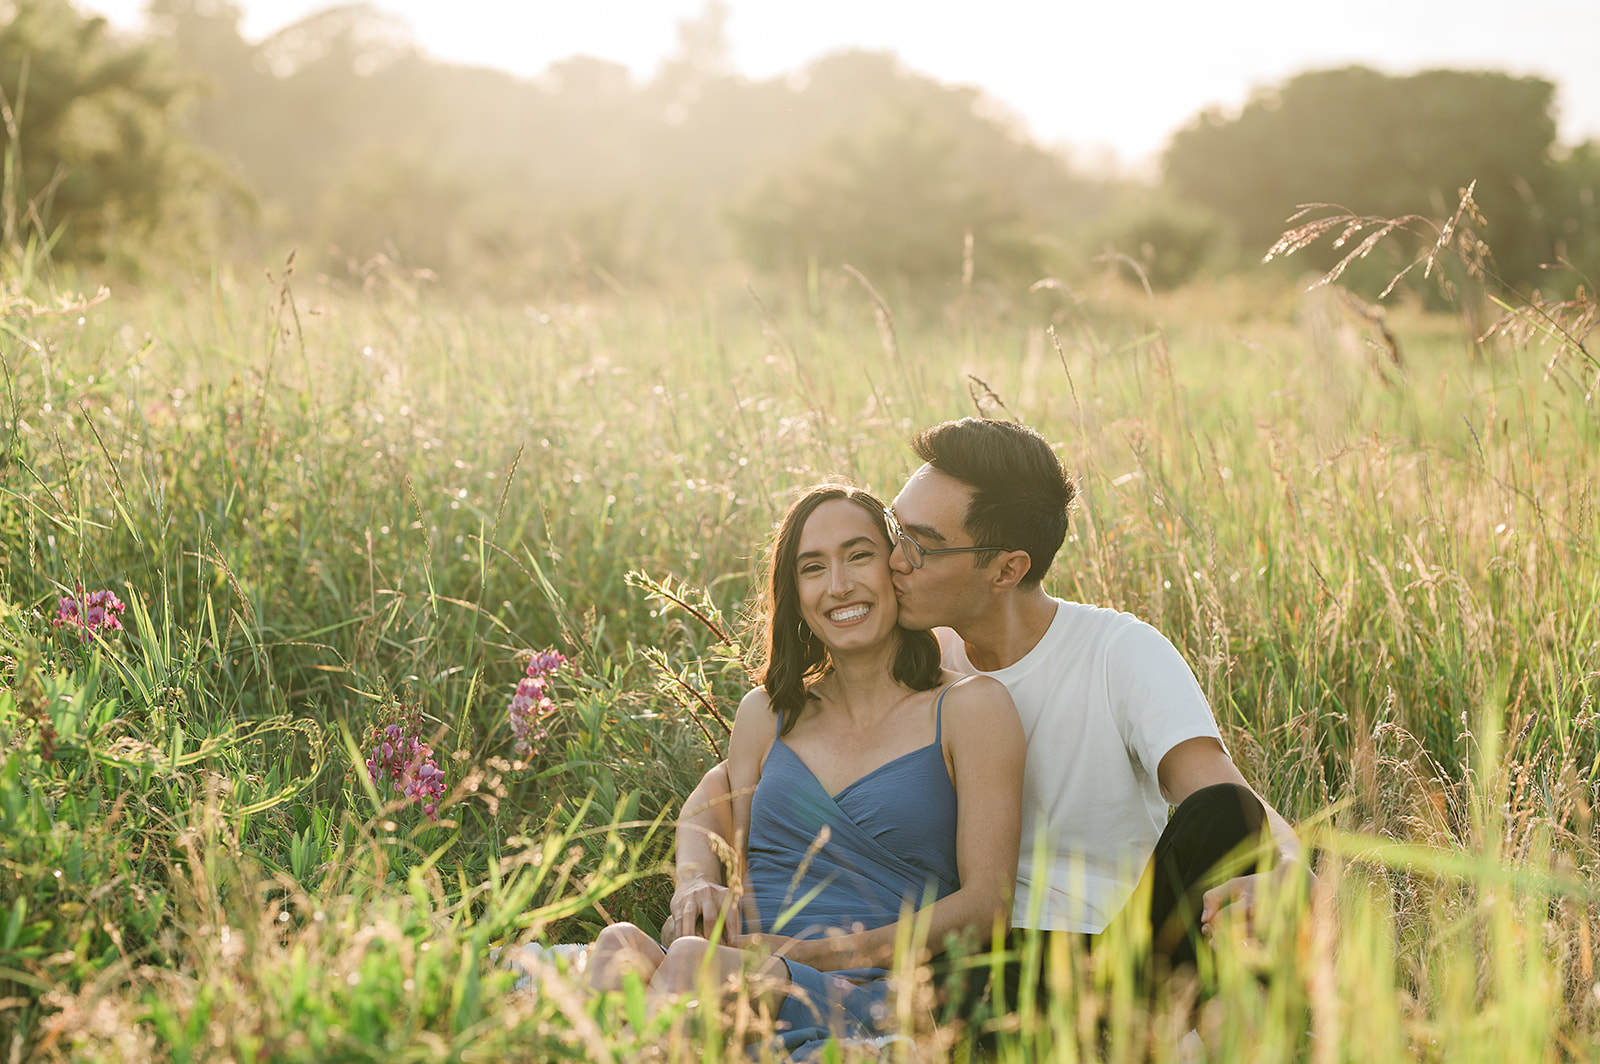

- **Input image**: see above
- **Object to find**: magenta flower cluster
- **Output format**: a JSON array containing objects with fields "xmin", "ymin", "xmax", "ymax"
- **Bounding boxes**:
[
  {"xmin": 508, "ymin": 650, "xmax": 568, "ymax": 757},
  {"xmin": 366, "ymin": 721, "xmax": 446, "ymax": 819},
  {"xmin": 54, "ymin": 588, "xmax": 126, "ymax": 637}
]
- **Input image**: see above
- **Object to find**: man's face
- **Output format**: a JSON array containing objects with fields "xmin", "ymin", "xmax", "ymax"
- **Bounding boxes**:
[{"xmin": 887, "ymin": 465, "xmax": 994, "ymax": 632}]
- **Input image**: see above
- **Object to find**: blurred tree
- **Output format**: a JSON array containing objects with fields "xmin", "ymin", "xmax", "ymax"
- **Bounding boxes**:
[
  {"xmin": 1089, "ymin": 192, "xmax": 1228, "ymax": 291},
  {"xmin": 244, "ymin": 4, "xmax": 419, "ymax": 206},
  {"xmin": 1545, "ymin": 141, "xmax": 1599, "ymax": 288},
  {"xmin": 1164, "ymin": 66, "xmax": 1558, "ymax": 292},
  {"xmin": 655, "ymin": 0, "xmax": 730, "ymax": 121},
  {"xmin": 1, "ymin": 0, "xmax": 208, "ymax": 263},
  {"xmin": 316, "ymin": 144, "xmax": 462, "ymax": 274},
  {"xmin": 146, "ymin": 0, "xmax": 267, "ymax": 171},
  {"xmin": 732, "ymin": 102, "xmax": 1032, "ymax": 285},
  {"xmin": 139, "ymin": 4, "xmax": 1111, "ymax": 297},
  {"xmin": 727, "ymin": 50, "xmax": 1096, "ymax": 292}
]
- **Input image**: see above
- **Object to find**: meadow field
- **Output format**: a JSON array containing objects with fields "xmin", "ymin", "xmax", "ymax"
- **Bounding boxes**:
[{"xmin": 1, "ymin": 255, "xmax": 1597, "ymax": 1062}]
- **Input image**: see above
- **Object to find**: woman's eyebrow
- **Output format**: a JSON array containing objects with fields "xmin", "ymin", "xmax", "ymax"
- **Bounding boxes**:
[{"xmin": 796, "ymin": 536, "xmax": 879, "ymax": 561}]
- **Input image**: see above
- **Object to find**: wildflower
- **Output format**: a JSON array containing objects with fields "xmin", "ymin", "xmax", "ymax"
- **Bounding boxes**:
[
  {"xmin": 365, "ymin": 718, "xmax": 447, "ymax": 819},
  {"xmin": 54, "ymin": 587, "xmax": 126, "ymax": 637},
  {"xmin": 508, "ymin": 649, "xmax": 568, "ymax": 757}
]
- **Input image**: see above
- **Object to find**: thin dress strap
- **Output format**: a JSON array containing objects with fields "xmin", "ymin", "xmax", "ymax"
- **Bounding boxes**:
[
  {"xmin": 933, "ymin": 674, "xmax": 981, "ymax": 743},
  {"xmin": 933, "ymin": 683, "xmax": 952, "ymax": 743}
]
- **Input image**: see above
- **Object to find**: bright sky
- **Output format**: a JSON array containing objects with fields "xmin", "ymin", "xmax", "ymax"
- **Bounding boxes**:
[{"xmin": 86, "ymin": 0, "xmax": 1600, "ymax": 168}]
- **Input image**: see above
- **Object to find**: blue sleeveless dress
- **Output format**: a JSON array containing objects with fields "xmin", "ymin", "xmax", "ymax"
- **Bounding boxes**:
[{"xmin": 746, "ymin": 685, "xmax": 960, "ymax": 1059}]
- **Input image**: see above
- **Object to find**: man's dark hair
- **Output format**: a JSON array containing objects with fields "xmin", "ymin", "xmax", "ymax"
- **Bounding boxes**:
[{"xmin": 911, "ymin": 418, "xmax": 1075, "ymax": 587}]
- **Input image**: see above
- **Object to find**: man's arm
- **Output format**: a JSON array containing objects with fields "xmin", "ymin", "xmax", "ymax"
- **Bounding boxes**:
[
  {"xmin": 663, "ymin": 760, "xmax": 738, "ymax": 944},
  {"xmin": 1156, "ymin": 736, "xmax": 1307, "ymax": 935}
]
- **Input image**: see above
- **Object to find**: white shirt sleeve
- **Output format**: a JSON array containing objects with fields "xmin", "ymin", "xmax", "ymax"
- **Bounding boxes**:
[{"xmin": 1105, "ymin": 620, "xmax": 1223, "ymax": 782}]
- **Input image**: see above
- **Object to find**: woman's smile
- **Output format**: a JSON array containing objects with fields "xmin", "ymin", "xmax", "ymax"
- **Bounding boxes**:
[{"xmin": 827, "ymin": 603, "xmax": 872, "ymax": 624}]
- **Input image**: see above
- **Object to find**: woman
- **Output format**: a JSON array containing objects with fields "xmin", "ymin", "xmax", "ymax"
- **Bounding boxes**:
[{"xmin": 586, "ymin": 481, "xmax": 1025, "ymax": 1057}]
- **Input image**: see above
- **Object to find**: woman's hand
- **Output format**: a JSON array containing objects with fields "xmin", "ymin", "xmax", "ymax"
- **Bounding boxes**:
[{"xmin": 664, "ymin": 877, "xmax": 742, "ymax": 944}]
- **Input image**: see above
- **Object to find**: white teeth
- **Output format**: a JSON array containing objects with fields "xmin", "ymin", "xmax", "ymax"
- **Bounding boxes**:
[{"xmin": 829, "ymin": 605, "xmax": 869, "ymax": 622}]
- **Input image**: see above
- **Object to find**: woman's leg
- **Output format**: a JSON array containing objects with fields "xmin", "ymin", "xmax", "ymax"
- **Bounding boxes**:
[
  {"xmin": 586, "ymin": 922, "xmax": 668, "ymax": 992},
  {"xmin": 648, "ymin": 936, "xmax": 791, "ymax": 1017}
]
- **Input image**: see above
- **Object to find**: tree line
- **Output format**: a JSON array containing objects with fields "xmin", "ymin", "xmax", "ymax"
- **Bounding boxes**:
[{"xmin": 2, "ymin": 0, "xmax": 1595, "ymax": 299}]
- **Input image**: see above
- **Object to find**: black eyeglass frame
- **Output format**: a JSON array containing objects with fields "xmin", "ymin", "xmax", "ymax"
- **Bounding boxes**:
[{"xmin": 882, "ymin": 507, "xmax": 1014, "ymax": 570}]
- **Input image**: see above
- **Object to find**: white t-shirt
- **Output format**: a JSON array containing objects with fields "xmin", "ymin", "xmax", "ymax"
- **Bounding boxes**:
[{"xmin": 939, "ymin": 598, "xmax": 1222, "ymax": 933}]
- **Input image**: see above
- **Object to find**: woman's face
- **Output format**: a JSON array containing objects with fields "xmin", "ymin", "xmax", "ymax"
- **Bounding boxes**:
[{"xmin": 792, "ymin": 498, "xmax": 900, "ymax": 655}]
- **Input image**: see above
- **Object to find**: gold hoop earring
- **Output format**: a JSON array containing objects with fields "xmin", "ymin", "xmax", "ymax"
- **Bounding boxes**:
[{"xmin": 796, "ymin": 620, "xmax": 812, "ymax": 644}]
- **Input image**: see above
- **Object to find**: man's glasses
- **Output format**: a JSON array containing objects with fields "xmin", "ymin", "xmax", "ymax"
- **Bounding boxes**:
[{"xmin": 882, "ymin": 507, "xmax": 1012, "ymax": 570}]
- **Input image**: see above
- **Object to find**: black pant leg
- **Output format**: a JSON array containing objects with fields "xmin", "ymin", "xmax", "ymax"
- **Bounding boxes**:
[
  {"xmin": 1147, "ymin": 781, "xmax": 1267, "ymax": 976},
  {"xmin": 935, "ymin": 928, "xmax": 1093, "ymax": 1056},
  {"xmin": 941, "ymin": 783, "xmax": 1269, "ymax": 1037}
]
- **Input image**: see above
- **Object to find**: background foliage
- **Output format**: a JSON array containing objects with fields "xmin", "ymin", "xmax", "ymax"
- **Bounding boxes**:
[
  {"xmin": 1164, "ymin": 66, "xmax": 1586, "ymax": 295},
  {"xmin": 4, "ymin": 0, "xmax": 1593, "ymax": 296},
  {"xmin": 0, "ymin": 0, "xmax": 220, "ymax": 265}
]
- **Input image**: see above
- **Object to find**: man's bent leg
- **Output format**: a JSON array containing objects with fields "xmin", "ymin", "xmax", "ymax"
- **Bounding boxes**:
[
  {"xmin": 1147, "ymin": 782, "xmax": 1266, "ymax": 979},
  {"xmin": 933, "ymin": 928, "xmax": 1092, "ymax": 1056}
]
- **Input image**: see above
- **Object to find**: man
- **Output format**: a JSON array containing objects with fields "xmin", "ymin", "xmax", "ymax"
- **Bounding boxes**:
[{"xmin": 667, "ymin": 418, "xmax": 1304, "ymax": 994}]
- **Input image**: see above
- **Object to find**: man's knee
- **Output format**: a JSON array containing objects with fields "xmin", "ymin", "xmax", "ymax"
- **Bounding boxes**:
[
  {"xmin": 1175, "ymin": 782, "xmax": 1264, "ymax": 829},
  {"xmin": 1161, "ymin": 783, "xmax": 1266, "ymax": 866}
]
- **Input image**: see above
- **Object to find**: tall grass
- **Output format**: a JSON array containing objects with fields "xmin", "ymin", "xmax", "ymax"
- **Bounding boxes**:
[{"xmin": 1, "ymin": 247, "xmax": 1597, "ymax": 1060}]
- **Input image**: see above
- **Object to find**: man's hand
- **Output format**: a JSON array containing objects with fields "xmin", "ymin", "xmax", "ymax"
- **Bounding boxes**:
[
  {"xmin": 1200, "ymin": 861, "xmax": 1316, "ymax": 939},
  {"xmin": 1200, "ymin": 872, "xmax": 1261, "ymax": 938},
  {"xmin": 663, "ymin": 877, "xmax": 741, "ymax": 945}
]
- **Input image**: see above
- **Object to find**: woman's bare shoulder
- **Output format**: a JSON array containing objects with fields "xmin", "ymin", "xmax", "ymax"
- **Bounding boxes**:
[
  {"xmin": 938, "ymin": 670, "xmax": 1010, "ymax": 702},
  {"xmin": 728, "ymin": 686, "xmax": 779, "ymax": 784},
  {"xmin": 730, "ymin": 686, "xmax": 778, "ymax": 741},
  {"xmin": 736, "ymin": 686, "xmax": 773, "ymax": 716},
  {"xmin": 937, "ymin": 672, "xmax": 1019, "ymax": 727}
]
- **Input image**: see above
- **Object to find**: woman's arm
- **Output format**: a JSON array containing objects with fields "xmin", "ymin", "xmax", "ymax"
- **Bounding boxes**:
[
  {"xmin": 668, "ymin": 688, "xmax": 774, "ymax": 940},
  {"xmin": 722, "ymin": 687, "xmax": 773, "ymax": 873},
  {"xmin": 741, "ymin": 676, "xmax": 1025, "ymax": 970},
  {"xmin": 664, "ymin": 761, "xmax": 736, "ymax": 944}
]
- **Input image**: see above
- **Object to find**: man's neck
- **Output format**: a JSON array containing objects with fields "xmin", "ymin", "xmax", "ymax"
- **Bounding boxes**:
[{"xmin": 956, "ymin": 587, "xmax": 1058, "ymax": 672}]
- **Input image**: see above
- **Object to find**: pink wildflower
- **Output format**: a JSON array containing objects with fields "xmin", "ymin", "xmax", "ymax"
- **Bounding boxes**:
[
  {"xmin": 365, "ymin": 719, "xmax": 447, "ymax": 819},
  {"xmin": 508, "ymin": 649, "xmax": 568, "ymax": 757},
  {"xmin": 54, "ymin": 588, "xmax": 127, "ymax": 638}
]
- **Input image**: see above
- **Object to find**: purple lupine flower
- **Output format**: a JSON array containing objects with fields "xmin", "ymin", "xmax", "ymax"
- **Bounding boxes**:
[
  {"xmin": 54, "ymin": 588, "xmax": 126, "ymax": 638},
  {"xmin": 366, "ymin": 717, "xmax": 446, "ymax": 820},
  {"xmin": 405, "ymin": 761, "xmax": 447, "ymax": 818},
  {"xmin": 508, "ymin": 650, "xmax": 568, "ymax": 757}
]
